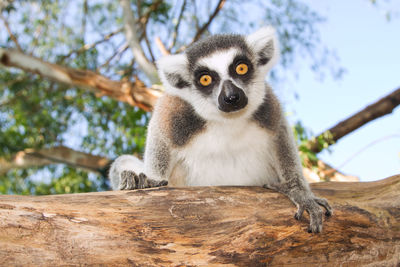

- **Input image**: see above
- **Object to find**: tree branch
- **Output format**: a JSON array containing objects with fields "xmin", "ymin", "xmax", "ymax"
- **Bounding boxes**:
[
  {"xmin": 0, "ymin": 175, "xmax": 399, "ymax": 265},
  {"xmin": 97, "ymin": 42, "xmax": 129, "ymax": 71},
  {"xmin": 177, "ymin": 0, "xmax": 226, "ymax": 52},
  {"xmin": 0, "ymin": 13, "xmax": 23, "ymax": 52},
  {"xmin": 169, "ymin": 0, "xmax": 187, "ymax": 51},
  {"xmin": 0, "ymin": 48, "xmax": 161, "ymax": 111},
  {"xmin": 155, "ymin": 37, "xmax": 170, "ymax": 56},
  {"xmin": 60, "ymin": 28, "xmax": 123, "ymax": 61},
  {"xmin": 0, "ymin": 146, "xmax": 110, "ymax": 175},
  {"xmin": 307, "ymin": 87, "xmax": 400, "ymax": 153},
  {"xmin": 120, "ymin": 0, "xmax": 160, "ymax": 84}
]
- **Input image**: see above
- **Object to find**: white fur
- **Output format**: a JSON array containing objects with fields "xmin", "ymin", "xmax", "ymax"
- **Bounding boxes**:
[
  {"xmin": 175, "ymin": 118, "xmax": 278, "ymax": 186},
  {"xmin": 246, "ymin": 26, "xmax": 280, "ymax": 74},
  {"xmin": 158, "ymin": 48, "xmax": 266, "ymax": 124}
]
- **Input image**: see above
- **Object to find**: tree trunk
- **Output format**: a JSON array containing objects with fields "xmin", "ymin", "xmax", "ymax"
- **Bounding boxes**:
[{"xmin": 1, "ymin": 175, "xmax": 399, "ymax": 266}]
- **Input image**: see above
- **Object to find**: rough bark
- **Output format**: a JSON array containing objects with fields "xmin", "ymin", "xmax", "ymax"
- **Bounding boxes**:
[
  {"xmin": 0, "ymin": 48, "xmax": 161, "ymax": 111},
  {"xmin": 1, "ymin": 175, "xmax": 399, "ymax": 266},
  {"xmin": 308, "ymin": 87, "xmax": 400, "ymax": 153}
]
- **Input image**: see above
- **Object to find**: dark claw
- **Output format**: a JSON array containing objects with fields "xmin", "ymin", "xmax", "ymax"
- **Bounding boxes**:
[
  {"xmin": 325, "ymin": 210, "xmax": 332, "ymax": 217},
  {"xmin": 137, "ymin": 173, "xmax": 148, "ymax": 189},
  {"xmin": 158, "ymin": 180, "xmax": 168, "ymax": 186}
]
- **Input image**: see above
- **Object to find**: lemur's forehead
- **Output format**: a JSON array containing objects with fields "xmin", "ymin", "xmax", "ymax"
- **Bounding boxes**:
[
  {"xmin": 186, "ymin": 34, "xmax": 250, "ymax": 71},
  {"xmin": 196, "ymin": 48, "xmax": 239, "ymax": 76}
]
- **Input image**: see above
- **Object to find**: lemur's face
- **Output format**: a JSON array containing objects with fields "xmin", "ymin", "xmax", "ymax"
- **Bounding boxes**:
[
  {"xmin": 158, "ymin": 28, "xmax": 279, "ymax": 121},
  {"xmin": 190, "ymin": 45, "xmax": 252, "ymax": 113}
]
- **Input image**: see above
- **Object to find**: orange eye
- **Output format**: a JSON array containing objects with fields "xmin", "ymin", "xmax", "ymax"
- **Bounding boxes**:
[
  {"xmin": 199, "ymin": 74, "xmax": 212, "ymax": 86},
  {"xmin": 236, "ymin": 63, "xmax": 248, "ymax": 75}
]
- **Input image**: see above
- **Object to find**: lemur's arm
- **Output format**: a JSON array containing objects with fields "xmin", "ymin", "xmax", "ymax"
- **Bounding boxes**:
[
  {"xmin": 264, "ymin": 119, "xmax": 332, "ymax": 233},
  {"xmin": 143, "ymin": 123, "xmax": 172, "ymax": 184},
  {"xmin": 108, "ymin": 120, "xmax": 170, "ymax": 190}
]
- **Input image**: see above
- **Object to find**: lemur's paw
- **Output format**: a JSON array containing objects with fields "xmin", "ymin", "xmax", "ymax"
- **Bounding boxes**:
[
  {"xmin": 119, "ymin": 171, "xmax": 168, "ymax": 190},
  {"xmin": 294, "ymin": 197, "xmax": 333, "ymax": 233}
]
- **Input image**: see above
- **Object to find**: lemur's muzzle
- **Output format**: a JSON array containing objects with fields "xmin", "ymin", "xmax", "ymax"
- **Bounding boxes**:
[{"xmin": 218, "ymin": 80, "xmax": 248, "ymax": 113}]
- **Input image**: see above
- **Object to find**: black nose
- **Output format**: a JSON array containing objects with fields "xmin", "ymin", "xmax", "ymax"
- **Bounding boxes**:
[
  {"xmin": 218, "ymin": 80, "xmax": 248, "ymax": 113},
  {"xmin": 224, "ymin": 93, "xmax": 240, "ymax": 104}
]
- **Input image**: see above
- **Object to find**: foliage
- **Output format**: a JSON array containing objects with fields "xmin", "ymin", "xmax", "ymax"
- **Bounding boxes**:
[
  {"xmin": 293, "ymin": 121, "xmax": 334, "ymax": 174},
  {"xmin": 0, "ymin": 0, "xmax": 341, "ymax": 194}
]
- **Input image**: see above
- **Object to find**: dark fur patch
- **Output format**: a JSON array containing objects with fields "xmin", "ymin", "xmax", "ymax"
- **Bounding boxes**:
[
  {"xmin": 165, "ymin": 73, "xmax": 191, "ymax": 89},
  {"xmin": 169, "ymin": 97, "xmax": 206, "ymax": 146},
  {"xmin": 186, "ymin": 34, "xmax": 250, "ymax": 71},
  {"xmin": 257, "ymin": 40, "xmax": 274, "ymax": 66},
  {"xmin": 252, "ymin": 88, "xmax": 281, "ymax": 132},
  {"xmin": 257, "ymin": 55, "xmax": 270, "ymax": 65}
]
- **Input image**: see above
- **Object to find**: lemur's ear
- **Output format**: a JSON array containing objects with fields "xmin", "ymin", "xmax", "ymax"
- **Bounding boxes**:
[
  {"xmin": 157, "ymin": 54, "xmax": 191, "ymax": 90},
  {"xmin": 246, "ymin": 27, "xmax": 280, "ymax": 73}
]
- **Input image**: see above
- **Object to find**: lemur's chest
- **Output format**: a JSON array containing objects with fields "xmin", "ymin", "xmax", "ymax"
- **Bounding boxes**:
[{"xmin": 175, "ymin": 120, "xmax": 277, "ymax": 186}]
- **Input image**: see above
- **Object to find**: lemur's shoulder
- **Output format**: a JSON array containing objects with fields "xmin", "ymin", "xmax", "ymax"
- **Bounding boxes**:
[
  {"xmin": 251, "ymin": 86, "xmax": 283, "ymax": 133},
  {"xmin": 152, "ymin": 94, "xmax": 206, "ymax": 147}
]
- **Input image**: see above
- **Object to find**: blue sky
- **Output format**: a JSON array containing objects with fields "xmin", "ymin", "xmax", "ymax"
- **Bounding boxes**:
[{"xmin": 289, "ymin": 0, "xmax": 400, "ymax": 181}]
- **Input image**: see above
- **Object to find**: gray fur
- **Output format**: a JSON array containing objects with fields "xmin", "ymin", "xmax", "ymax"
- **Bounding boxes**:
[
  {"xmin": 120, "ymin": 171, "xmax": 168, "ymax": 190},
  {"xmin": 264, "ymin": 122, "xmax": 333, "ymax": 233},
  {"xmin": 252, "ymin": 86, "xmax": 281, "ymax": 132},
  {"xmin": 186, "ymin": 34, "xmax": 250, "ymax": 71},
  {"xmin": 152, "ymin": 139, "xmax": 170, "ymax": 176},
  {"xmin": 109, "ymin": 27, "xmax": 332, "ymax": 233}
]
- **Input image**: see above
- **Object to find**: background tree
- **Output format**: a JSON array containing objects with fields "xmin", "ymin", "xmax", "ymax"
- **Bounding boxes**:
[{"xmin": 0, "ymin": 0, "xmax": 397, "ymax": 195}]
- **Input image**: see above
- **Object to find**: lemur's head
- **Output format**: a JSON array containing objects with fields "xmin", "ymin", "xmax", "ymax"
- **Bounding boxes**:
[{"xmin": 157, "ymin": 27, "xmax": 279, "ymax": 121}]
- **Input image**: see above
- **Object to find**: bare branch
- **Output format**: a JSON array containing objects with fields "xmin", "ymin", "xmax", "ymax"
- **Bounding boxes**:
[
  {"xmin": 0, "ymin": 13, "xmax": 23, "ymax": 52},
  {"xmin": 97, "ymin": 42, "xmax": 129, "ymax": 71},
  {"xmin": 138, "ymin": 0, "xmax": 164, "ymax": 27},
  {"xmin": 0, "ymin": 48, "xmax": 162, "ymax": 111},
  {"xmin": 169, "ymin": 0, "xmax": 187, "ymax": 50},
  {"xmin": 0, "ymin": 146, "xmax": 111, "ymax": 175},
  {"xmin": 120, "ymin": 0, "xmax": 160, "ymax": 84},
  {"xmin": 60, "ymin": 28, "xmax": 123, "ymax": 61},
  {"xmin": 192, "ymin": 0, "xmax": 226, "ymax": 42},
  {"xmin": 307, "ymin": 87, "xmax": 400, "ymax": 153},
  {"xmin": 155, "ymin": 37, "xmax": 170, "ymax": 56},
  {"xmin": 177, "ymin": 0, "xmax": 226, "ymax": 52}
]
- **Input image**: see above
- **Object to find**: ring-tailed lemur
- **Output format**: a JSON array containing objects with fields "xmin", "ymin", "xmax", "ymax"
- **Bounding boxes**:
[{"xmin": 109, "ymin": 27, "xmax": 332, "ymax": 233}]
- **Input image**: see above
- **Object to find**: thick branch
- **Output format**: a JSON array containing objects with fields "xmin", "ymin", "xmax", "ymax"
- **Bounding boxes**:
[
  {"xmin": 0, "ymin": 146, "xmax": 110, "ymax": 175},
  {"xmin": 308, "ymin": 87, "xmax": 400, "ymax": 153},
  {"xmin": 0, "ymin": 48, "xmax": 161, "ymax": 111},
  {"xmin": 120, "ymin": 0, "xmax": 160, "ymax": 84},
  {"xmin": 0, "ymin": 175, "xmax": 399, "ymax": 265}
]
